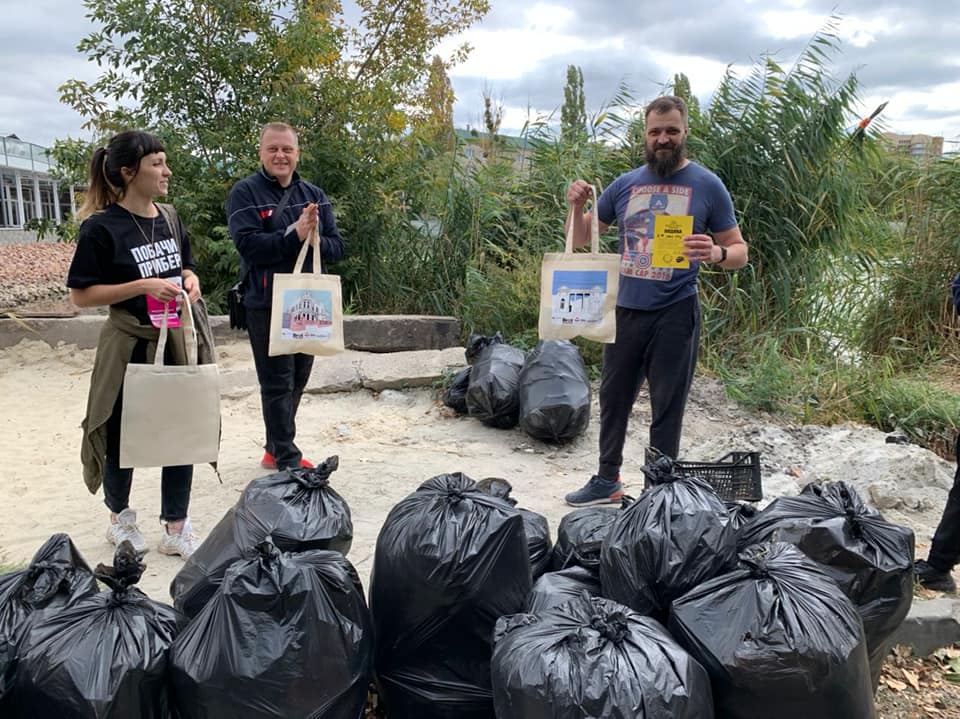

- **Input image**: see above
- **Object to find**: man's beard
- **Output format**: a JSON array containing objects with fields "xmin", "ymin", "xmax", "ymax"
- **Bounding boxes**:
[{"xmin": 645, "ymin": 140, "xmax": 686, "ymax": 177}]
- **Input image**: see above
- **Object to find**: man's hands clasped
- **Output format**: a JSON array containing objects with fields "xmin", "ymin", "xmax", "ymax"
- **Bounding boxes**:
[{"xmin": 295, "ymin": 203, "xmax": 319, "ymax": 242}]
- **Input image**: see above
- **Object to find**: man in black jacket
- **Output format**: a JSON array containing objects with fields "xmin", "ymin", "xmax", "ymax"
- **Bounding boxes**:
[
  {"xmin": 914, "ymin": 272, "xmax": 960, "ymax": 592},
  {"xmin": 226, "ymin": 122, "xmax": 345, "ymax": 471}
]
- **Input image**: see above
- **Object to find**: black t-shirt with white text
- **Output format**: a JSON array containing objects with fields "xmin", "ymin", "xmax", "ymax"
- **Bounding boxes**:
[{"xmin": 67, "ymin": 203, "xmax": 195, "ymax": 324}]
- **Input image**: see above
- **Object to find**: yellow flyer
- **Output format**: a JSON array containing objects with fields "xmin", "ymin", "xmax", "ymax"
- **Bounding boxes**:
[{"xmin": 652, "ymin": 215, "xmax": 694, "ymax": 269}]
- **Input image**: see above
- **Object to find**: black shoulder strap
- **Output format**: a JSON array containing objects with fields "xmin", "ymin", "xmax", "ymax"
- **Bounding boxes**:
[{"xmin": 266, "ymin": 185, "xmax": 297, "ymax": 231}]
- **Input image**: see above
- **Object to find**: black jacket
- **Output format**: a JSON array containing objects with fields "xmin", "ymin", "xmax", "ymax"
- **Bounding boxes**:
[{"xmin": 226, "ymin": 168, "xmax": 345, "ymax": 309}]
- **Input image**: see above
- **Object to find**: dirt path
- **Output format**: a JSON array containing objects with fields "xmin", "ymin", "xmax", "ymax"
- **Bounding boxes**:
[{"xmin": 1, "ymin": 336, "xmax": 955, "ymax": 601}]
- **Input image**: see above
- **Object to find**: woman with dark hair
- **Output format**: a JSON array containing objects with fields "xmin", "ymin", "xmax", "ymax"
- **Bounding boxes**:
[{"xmin": 67, "ymin": 130, "xmax": 211, "ymax": 559}]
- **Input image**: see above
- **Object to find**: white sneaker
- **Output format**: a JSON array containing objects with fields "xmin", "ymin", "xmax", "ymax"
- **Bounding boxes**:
[
  {"xmin": 158, "ymin": 518, "xmax": 200, "ymax": 559},
  {"xmin": 106, "ymin": 508, "xmax": 149, "ymax": 555}
]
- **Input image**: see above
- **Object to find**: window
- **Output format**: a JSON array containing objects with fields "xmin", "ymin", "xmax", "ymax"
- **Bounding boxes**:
[
  {"xmin": 21, "ymin": 181, "xmax": 36, "ymax": 222},
  {"xmin": 0, "ymin": 172, "xmax": 18, "ymax": 227},
  {"xmin": 59, "ymin": 185, "xmax": 74, "ymax": 219},
  {"xmin": 39, "ymin": 179, "xmax": 56, "ymax": 219}
]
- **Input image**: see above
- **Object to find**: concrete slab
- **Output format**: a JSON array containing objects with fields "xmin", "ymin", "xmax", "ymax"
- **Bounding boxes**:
[
  {"xmin": 357, "ymin": 347, "xmax": 466, "ymax": 391},
  {"xmin": 305, "ymin": 352, "xmax": 364, "ymax": 394},
  {"xmin": 0, "ymin": 314, "xmax": 461, "ymax": 353},
  {"xmin": 216, "ymin": 347, "xmax": 467, "ymax": 398},
  {"xmin": 888, "ymin": 597, "xmax": 960, "ymax": 656}
]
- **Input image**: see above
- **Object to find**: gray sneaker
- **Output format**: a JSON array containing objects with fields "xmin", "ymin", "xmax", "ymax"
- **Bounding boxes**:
[
  {"xmin": 158, "ymin": 518, "xmax": 201, "ymax": 559},
  {"xmin": 106, "ymin": 508, "xmax": 148, "ymax": 555},
  {"xmin": 564, "ymin": 475, "xmax": 625, "ymax": 507}
]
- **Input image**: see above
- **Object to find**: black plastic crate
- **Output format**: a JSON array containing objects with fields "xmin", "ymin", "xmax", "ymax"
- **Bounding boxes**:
[{"xmin": 643, "ymin": 448, "xmax": 763, "ymax": 502}]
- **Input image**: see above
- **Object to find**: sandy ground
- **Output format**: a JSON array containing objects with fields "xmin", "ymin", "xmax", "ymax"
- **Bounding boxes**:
[{"xmin": 0, "ymin": 337, "xmax": 956, "ymax": 601}]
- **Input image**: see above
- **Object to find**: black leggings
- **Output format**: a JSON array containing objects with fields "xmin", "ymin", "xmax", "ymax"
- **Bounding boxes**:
[
  {"xmin": 102, "ymin": 338, "xmax": 193, "ymax": 521},
  {"xmin": 597, "ymin": 296, "xmax": 700, "ymax": 479}
]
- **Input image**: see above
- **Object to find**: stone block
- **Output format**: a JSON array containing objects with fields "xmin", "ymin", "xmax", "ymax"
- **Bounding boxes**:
[
  {"xmin": 358, "ymin": 347, "xmax": 466, "ymax": 391},
  {"xmin": 887, "ymin": 597, "xmax": 960, "ymax": 656},
  {"xmin": 344, "ymin": 314, "xmax": 460, "ymax": 352},
  {"xmin": 0, "ymin": 314, "xmax": 461, "ymax": 353}
]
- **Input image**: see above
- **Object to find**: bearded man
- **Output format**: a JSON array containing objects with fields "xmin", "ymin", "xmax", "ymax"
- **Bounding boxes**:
[{"xmin": 563, "ymin": 95, "xmax": 749, "ymax": 507}]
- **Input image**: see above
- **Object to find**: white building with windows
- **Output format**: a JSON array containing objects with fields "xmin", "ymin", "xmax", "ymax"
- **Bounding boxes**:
[{"xmin": 1, "ymin": 134, "xmax": 77, "ymax": 242}]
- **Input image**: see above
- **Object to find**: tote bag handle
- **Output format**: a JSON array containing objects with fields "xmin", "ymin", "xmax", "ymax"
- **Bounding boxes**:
[
  {"xmin": 155, "ymin": 289, "xmax": 198, "ymax": 367},
  {"xmin": 564, "ymin": 185, "xmax": 601, "ymax": 254},
  {"xmin": 292, "ymin": 226, "xmax": 322, "ymax": 276}
]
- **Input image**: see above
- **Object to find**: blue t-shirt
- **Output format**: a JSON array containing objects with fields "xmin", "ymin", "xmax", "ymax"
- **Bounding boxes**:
[{"xmin": 596, "ymin": 162, "xmax": 737, "ymax": 310}]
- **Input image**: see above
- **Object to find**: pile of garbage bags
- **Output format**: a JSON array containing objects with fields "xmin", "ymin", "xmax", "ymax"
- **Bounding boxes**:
[
  {"xmin": 0, "ymin": 454, "xmax": 917, "ymax": 719},
  {"xmin": 170, "ymin": 456, "xmax": 352, "ymax": 618},
  {"xmin": 443, "ymin": 334, "xmax": 591, "ymax": 442},
  {"xmin": 6, "ymin": 541, "xmax": 183, "ymax": 717},
  {"xmin": 1, "ymin": 457, "xmax": 370, "ymax": 718},
  {"xmin": 739, "ymin": 479, "xmax": 915, "ymax": 686},
  {"xmin": 492, "ymin": 464, "xmax": 910, "ymax": 718}
]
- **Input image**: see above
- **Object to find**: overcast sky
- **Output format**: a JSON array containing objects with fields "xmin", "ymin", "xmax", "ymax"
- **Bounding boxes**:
[{"xmin": 2, "ymin": 0, "xmax": 958, "ymax": 152}]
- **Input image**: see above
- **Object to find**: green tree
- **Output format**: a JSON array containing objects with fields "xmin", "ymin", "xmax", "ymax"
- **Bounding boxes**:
[
  {"xmin": 414, "ymin": 55, "xmax": 456, "ymax": 151},
  {"xmin": 49, "ymin": 137, "xmax": 95, "ymax": 187},
  {"xmin": 59, "ymin": 0, "xmax": 489, "ymax": 310},
  {"xmin": 480, "ymin": 88, "xmax": 504, "ymax": 159},
  {"xmin": 670, "ymin": 72, "xmax": 701, "ymax": 125},
  {"xmin": 561, "ymin": 64, "xmax": 587, "ymax": 143}
]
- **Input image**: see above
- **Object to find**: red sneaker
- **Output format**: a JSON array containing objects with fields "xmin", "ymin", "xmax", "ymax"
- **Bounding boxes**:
[{"xmin": 261, "ymin": 452, "xmax": 313, "ymax": 470}]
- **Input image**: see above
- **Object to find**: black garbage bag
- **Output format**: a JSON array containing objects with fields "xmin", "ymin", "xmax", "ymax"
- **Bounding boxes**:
[
  {"xmin": 370, "ymin": 472, "xmax": 532, "ymax": 719},
  {"xmin": 669, "ymin": 542, "xmax": 876, "ymax": 719},
  {"xmin": 520, "ymin": 509, "xmax": 553, "ymax": 579},
  {"xmin": 600, "ymin": 456, "xmax": 737, "ymax": 620},
  {"xmin": 725, "ymin": 501, "xmax": 759, "ymax": 532},
  {"xmin": 526, "ymin": 567, "xmax": 601, "ymax": 613},
  {"xmin": 170, "ymin": 456, "xmax": 351, "ymax": 618},
  {"xmin": 466, "ymin": 342, "xmax": 526, "ymax": 429},
  {"xmin": 464, "ymin": 331, "xmax": 504, "ymax": 364},
  {"xmin": 738, "ymin": 480, "xmax": 915, "ymax": 688},
  {"xmin": 492, "ymin": 594, "xmax": 714, "ymax": 719},
  {"xmin": 442, "ymin": 367, "xmax": 471, "ymax": 414},
  {"xmin": 550, "ymin": 506, "xmax": 621, "ymax": 576},
  {"xmin": 8, "ymin": 542, "xmax": 184, "ymax": 718},
  {"xmin": 518, "ymin": 340, "xmax": 591, "ymax": 443},
  {"xmin": 0, "ymin": 533, "xmax": 98, "ymax": 647},
  {"xmin": 170, "ymin": 542, "xmax": 372, "ymax": 719},
  {"xmin": 0, "ymin": 636, "xmax": 11, "ymax": 703},
  {"xmin": 475, "ymin": 477, "xmax": 553, "ymax": 579}
]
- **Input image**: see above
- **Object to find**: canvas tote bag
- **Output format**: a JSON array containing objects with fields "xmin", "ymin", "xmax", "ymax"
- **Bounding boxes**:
[
  {"xmin": 268, "ymin": 226, "xmax": 345, "ymax": 357},
  {"xmin": 119, "ymin": 290, "xmax": 221, "ymax": 468},
  {"xmin": 539, "ymin": 189, "xmax": 620, "ymax": 342}
]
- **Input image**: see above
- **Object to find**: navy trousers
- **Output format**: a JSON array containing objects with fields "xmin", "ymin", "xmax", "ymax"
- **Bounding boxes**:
[{"xmin": 246, "ymin": 307, "xmax": 313, "ymax": 469}]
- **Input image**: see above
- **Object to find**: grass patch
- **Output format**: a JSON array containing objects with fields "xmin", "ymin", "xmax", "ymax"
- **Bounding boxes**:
[{"xmin": 708, "ymin": 340, "xmax": 960, "ymax": 458}]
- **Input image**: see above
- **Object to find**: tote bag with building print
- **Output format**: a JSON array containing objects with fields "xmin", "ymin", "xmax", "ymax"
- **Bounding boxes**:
[
  {"xmin": 268, "ymin": 227, "xmax": 345, "ymax": 357},
  {"xmin": 538, "ymin": 192, "xmax": 619, "ymax": 343},
  {"xmin": 120, "ymin": 290, "xmax": 221, "ymax": 468}
]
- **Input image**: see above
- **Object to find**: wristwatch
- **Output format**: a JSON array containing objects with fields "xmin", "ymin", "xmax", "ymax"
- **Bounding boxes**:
[{"xmin": 716, "ymin": 245, "xmax": 727, "ymax": 264}]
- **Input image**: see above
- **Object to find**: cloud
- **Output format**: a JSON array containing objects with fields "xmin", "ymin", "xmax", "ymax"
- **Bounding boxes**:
[
  {"xmin": 4, "ymin": 0, "xmax": 960, "ymax": 149},
  {"xmin": 442, "ymin": 1, "xmax": 960, "ymax": 144}
]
